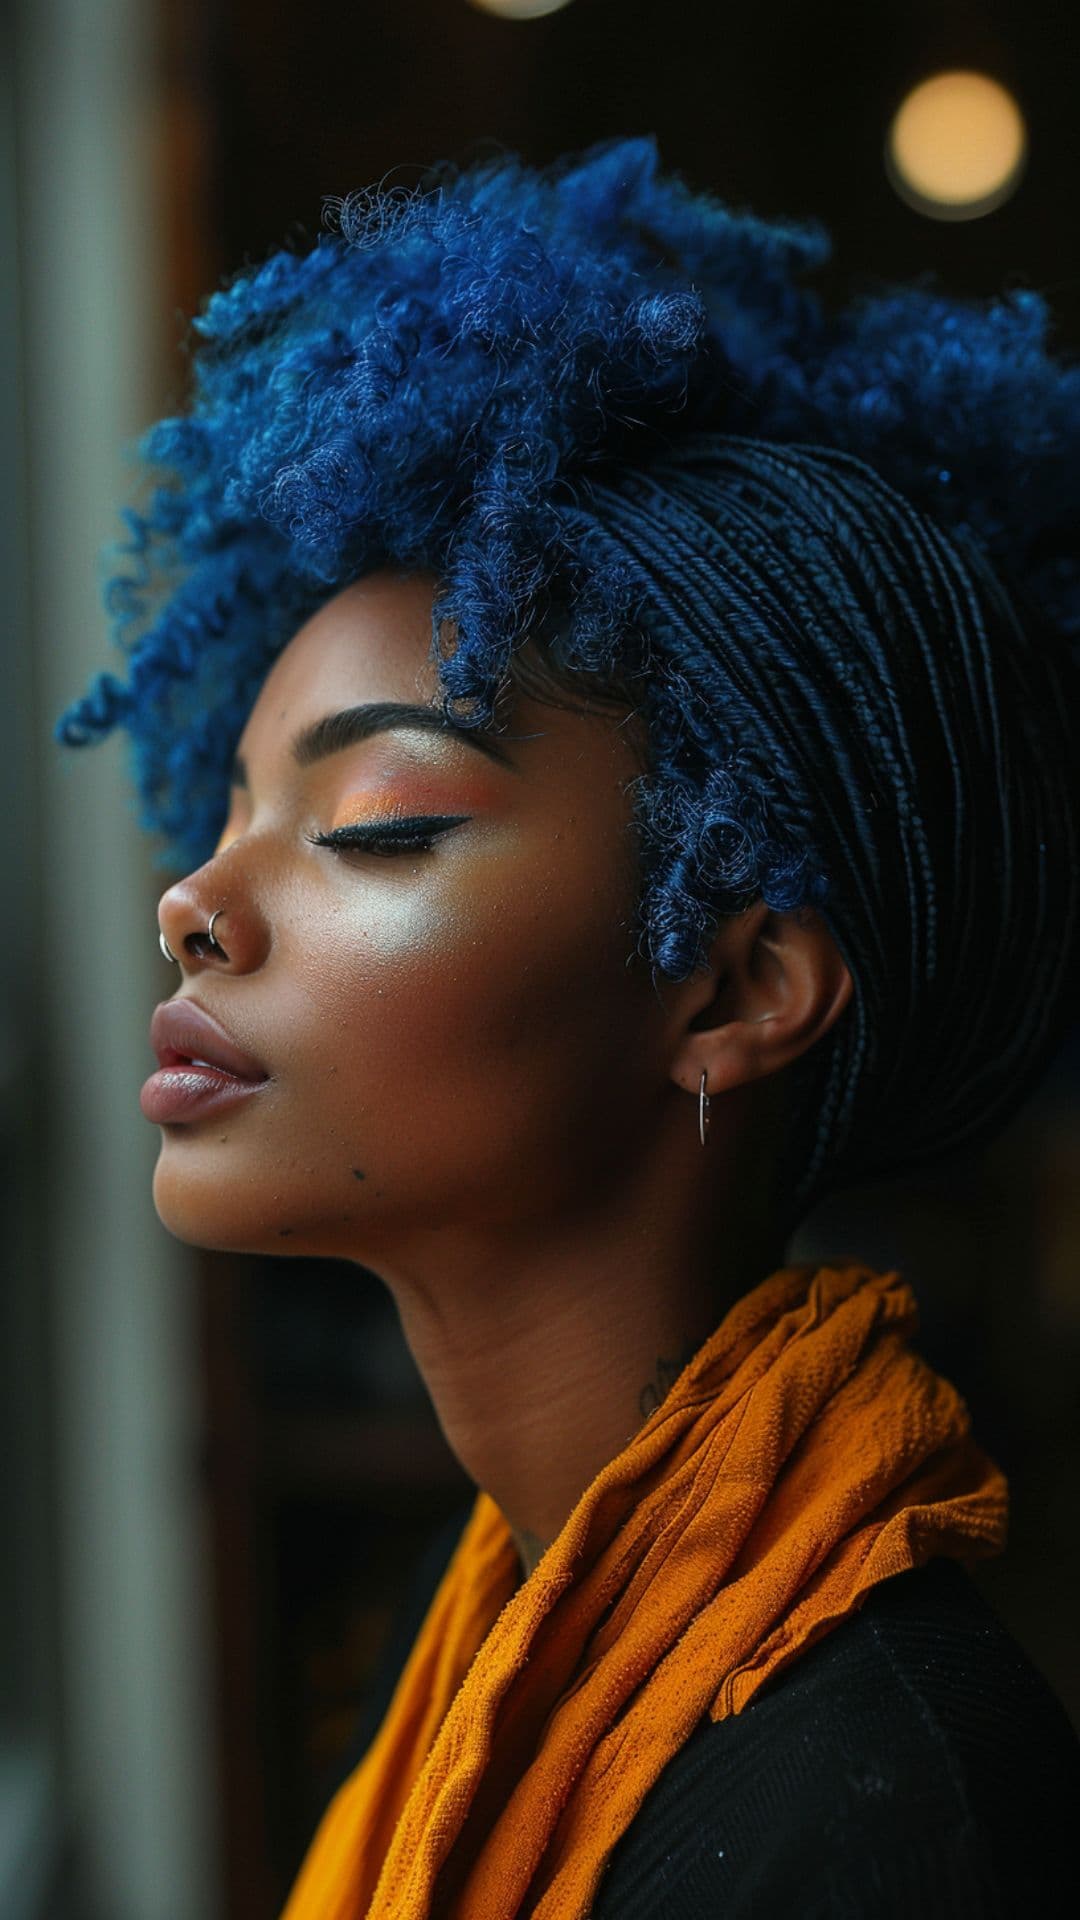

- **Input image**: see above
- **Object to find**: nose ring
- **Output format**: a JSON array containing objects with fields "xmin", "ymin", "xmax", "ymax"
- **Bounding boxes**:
[{"xmin": 158, "ymin": 907, "xmax": 225, "ymax": 964}]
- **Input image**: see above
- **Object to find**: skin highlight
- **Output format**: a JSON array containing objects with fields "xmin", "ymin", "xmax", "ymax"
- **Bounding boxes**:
[{"xmin": 153, "ymin": 568, "xmax": 853, "ymax": 1583}]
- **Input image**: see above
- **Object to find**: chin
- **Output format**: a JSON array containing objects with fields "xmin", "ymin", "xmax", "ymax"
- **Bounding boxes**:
[
  {"xmin": 151, "ymin": 1149, "xmax": 370, "ymax": 1261},
  {"xmin": 151, "ymin": 1150, "xmax": 285, "ymax": 1256}
]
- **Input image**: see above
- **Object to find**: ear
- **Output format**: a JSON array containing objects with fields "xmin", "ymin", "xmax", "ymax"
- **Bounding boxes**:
[{"xmin": 667, "ymin": 900, "xmax": 854, "ymax": 1102}]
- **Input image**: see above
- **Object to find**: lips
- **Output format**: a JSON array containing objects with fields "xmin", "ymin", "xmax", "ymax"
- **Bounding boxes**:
[{"xmin": 150, "ymin": 999, "xmax": 269, "ymax": 1082}]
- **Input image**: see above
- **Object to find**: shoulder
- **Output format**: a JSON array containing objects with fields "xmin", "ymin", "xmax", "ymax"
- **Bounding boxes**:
[{"xmin": 591, "ymin": 1556, "xmax": 1080, "ymax": 1919}]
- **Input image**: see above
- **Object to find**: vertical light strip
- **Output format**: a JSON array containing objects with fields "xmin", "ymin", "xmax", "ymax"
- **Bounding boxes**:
[{"xmin": 16, "ymin": 1, "xmax": 219, "ymax": 1915}]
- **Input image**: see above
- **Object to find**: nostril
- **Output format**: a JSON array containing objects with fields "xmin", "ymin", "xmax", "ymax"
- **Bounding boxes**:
[
  {"xmin": 178, "ymin": 905, "xmax": 232, "ymax": 963},
  {"xmin": 185, "ymin": 930, "xmax": 225, "ymax": 960}
]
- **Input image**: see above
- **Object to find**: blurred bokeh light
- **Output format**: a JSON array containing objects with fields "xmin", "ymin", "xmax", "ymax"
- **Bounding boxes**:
[
  {"xmin": 886, "ymin": 69, "xmax": 1028, "ymax": 220},
  {"xmin": 468, "ymin": 0, "xmax": 576, "ymax": 19}
]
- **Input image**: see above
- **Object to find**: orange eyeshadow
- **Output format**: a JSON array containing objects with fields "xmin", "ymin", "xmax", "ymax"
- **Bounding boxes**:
[{"xmin": 329, "ymin": 781, "xmax": 488, "ymax": 831}]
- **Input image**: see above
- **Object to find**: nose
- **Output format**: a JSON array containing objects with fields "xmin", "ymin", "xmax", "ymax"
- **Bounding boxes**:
[{"xmin": 157, "ymin": 868, "xmax": 271, "ymax": 974}]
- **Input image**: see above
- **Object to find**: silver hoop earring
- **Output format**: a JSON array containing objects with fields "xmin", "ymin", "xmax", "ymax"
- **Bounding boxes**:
[
  {"xmin": 159, "ymin": 929, "xmax": 177, "ymax": 964},
  {"xmin": 699, "ymin": 1068, "xmax": 711, "ymax": 1147},
  {"xmin": 206, "ymin": 908, "xmax": 225, "ymax": 954}
]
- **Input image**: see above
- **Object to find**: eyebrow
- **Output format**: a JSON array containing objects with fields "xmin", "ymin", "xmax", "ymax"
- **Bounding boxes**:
[{"xmin": 229, "ymin": 701, "xmax": 522, "ymax": 788}]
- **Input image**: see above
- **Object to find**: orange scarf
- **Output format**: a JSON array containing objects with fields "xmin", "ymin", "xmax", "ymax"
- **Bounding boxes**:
[{"xmin": 280, "ymin": 1262, "xmax": 1008, "ymax": 1919}]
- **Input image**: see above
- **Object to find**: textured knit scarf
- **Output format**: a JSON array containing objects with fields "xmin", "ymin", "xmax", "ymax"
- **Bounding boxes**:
[{"xmin": 279, "ymin": 1261, "xmax": 1008, "ymax": 1919}]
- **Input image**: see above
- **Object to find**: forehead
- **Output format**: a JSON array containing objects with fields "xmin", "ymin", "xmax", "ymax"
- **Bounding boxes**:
[
  {"xmin": 246, "ymin": 570, "xmax": 444, "ymax": 728},
  {"xmin": 239, "ymin": 568, "xmax": 648, "ymax": 792}
]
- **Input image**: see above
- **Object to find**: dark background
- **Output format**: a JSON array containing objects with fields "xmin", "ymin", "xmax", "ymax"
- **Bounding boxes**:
[
  {"xmin": 138, "ymin": 5, "xmax": 1080, "ymax": 1916},
  {"xmin": 165, "ymin": 0, "xmax": 1080, "ymax": 340}
]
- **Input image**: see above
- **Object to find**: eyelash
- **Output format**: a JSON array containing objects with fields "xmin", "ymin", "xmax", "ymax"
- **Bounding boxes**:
[{"xmin": 305, "ymin": 814, "xmax": 470, "ymax": 858}]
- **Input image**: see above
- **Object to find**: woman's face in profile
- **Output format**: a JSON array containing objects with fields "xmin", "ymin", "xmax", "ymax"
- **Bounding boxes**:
[{"xmin": 150, "ymin": 569, "xmax": 668, "ymax": 1260}]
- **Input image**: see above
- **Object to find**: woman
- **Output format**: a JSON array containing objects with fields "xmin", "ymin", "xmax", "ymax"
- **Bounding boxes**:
[{"xmin": 57, "ymin": 138, "xmax": 1080, "ymax": 1915}]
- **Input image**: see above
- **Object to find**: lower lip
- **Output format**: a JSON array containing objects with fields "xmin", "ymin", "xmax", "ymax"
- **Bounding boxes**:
[{"xmin": 140, "ymin": 1065, "xmax": 268, "ymax": 1125}]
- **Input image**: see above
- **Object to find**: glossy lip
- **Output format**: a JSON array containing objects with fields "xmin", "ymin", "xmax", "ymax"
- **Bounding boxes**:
[
  {"xmin": 141, "ymin": 998, "xmax": 269, "ymax": 1127},
  {"xmin": 149, "ymin": 998, "xmax": 269, "ymax": 1080}
]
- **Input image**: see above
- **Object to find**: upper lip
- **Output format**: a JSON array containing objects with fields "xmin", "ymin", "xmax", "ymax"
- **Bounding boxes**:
[{"xmin": 150, "ymin": 999, "xmax": 269, "ymax": 1082}]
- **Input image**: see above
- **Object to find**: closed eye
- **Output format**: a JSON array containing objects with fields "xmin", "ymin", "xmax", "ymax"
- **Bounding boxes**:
[{"xmin": 305, "ymin": 814, "xmax": 471, "ymax": 858}]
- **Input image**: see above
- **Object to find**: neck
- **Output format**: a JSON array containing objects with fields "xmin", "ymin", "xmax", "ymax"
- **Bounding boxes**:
[{"xmin": 364, "ymin": 1109, "xmax": 788, "ymax": 1585}]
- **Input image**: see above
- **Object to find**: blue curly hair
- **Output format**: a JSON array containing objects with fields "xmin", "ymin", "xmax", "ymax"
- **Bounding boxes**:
[{"xmin": 55, "ymin": 135, "xmax": 1080, "ymax": 1221}]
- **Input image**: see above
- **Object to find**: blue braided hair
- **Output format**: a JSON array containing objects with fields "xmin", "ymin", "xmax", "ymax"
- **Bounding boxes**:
[{"xmin": 55, "ymin": 135, "xmax": 1080, "ymax": 1220}]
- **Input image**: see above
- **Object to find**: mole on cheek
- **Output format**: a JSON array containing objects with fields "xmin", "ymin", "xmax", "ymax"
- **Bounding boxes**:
[{"xmin": 351, "ymin": 1167, "xmax": 366, "ymax": 1180}]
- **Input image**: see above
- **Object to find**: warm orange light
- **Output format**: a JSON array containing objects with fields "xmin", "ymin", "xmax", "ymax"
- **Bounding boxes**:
[{"xmin": 885, "ymin": 69, "xmax": 1027, "ymax": 221}]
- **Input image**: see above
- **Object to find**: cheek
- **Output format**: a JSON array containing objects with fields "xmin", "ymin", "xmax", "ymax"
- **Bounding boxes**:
[{"xmin": 289, "ymin": 835, "xmax": 640, "ymax": 1109}]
